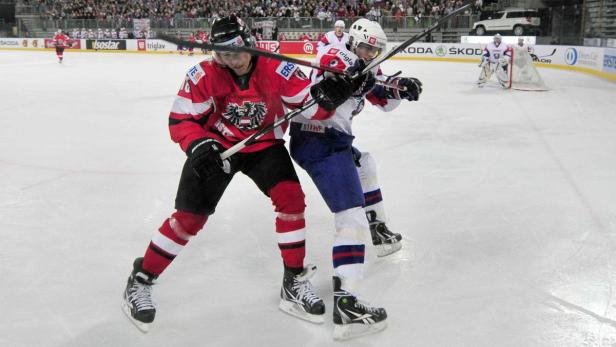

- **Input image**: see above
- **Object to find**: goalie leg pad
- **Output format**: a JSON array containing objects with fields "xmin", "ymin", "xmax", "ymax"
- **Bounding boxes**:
[
  {"xmin": 496, "ymin": 63, "xmax": 510, "ymax": 88},
  {"xmin": 477, "ymin": 63, "xmax": 492, "ymax": 85}
]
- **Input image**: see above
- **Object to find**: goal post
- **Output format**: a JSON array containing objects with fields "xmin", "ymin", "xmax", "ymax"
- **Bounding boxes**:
[{"xmin": 508, "ymin": 45, "xmax": 549, "ymax": 91}]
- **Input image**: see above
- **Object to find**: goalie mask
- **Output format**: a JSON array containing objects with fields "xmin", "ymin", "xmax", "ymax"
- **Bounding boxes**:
[{"xmin": 348, "ymin": 18, "xmax": 387, "ymax": 61}]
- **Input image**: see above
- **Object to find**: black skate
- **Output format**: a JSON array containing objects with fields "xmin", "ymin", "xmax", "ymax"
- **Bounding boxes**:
[
  {"xmin": 333, "ymin": 276, "xmax": 387, "ymax": 340},
  {"xmin": 122, "ymin": 257, "xmax": 158, "ymax": 333},
  {"xmin": 366, "ymin": 211, "xmax": 402, "ymax": 257},
  {"xmin": 279, "ymin": 264, "xmax": 325, "ymax": 324}
]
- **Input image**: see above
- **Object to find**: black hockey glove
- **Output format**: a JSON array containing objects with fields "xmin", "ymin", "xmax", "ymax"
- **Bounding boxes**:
[
  {"xmin": 346, "ymin": 59, "xmax": 376, "ymax": 96},
  {"xmin": 187, "ymin": 138, "xmax": 231, "ymax": 178},
  {"xmin": 310, "ymin": 74, "xmax": 354, "ymax": 112},
  {"xmin": 385, "ymin": 77, "xmax": 423, "ymax": 101}
]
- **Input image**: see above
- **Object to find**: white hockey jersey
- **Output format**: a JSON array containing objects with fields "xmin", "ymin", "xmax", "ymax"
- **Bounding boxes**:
[
  {"xmin": 482, "ymin": 41, "xmax": 511, "ymax": 64},
  {"xmin": 317, "ymin": 31, "xmax": 349, "ymax": 53},
  {"xmin": 294, "ymin": 44, "xmax": 400, "ymax": 135}
]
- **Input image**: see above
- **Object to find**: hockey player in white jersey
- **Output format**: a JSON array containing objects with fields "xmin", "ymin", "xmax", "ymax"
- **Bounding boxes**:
[
  {"xmin": 477, "ymin": 33, "xmax": 511, "ymax": 88},
  {"xmin": 290, "ymin": 18, "xmax": 422, "ymax": 340},
  {"xmin": 515, "ymin": 37, "xmax": 534, "ymax": 54},
  {"xmin": 317, "ymin": 20, "xmax": 349, "ymax": 54}
]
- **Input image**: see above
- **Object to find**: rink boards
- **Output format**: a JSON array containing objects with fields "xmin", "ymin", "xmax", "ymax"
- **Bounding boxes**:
[{"xmin": 1, "ymin": 37, "xmax": 615, "ymax": 81}]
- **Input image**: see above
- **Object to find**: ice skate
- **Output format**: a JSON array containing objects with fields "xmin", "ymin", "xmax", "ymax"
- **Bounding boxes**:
[
  {"xmin": 332, "ymin": 276, "xmax": 387, "ymax": 340},
  {"xmin": 122, "ymin": 257, "xmax": 158, "ymax": 333},
  {"xmin": 367, "ymin": 211, "xmax": 402, "ymax": 257},
  {"xmin": 279, "ymin": 264, "xmax": 325, "ymax": 323}
]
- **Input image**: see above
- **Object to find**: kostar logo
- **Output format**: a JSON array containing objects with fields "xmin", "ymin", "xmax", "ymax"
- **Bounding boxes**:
[{"xmin": 94, "ymin": 40, "xmax": 120, "ymax": 50}]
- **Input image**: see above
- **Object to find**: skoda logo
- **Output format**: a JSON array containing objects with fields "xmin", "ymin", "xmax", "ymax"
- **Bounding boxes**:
[
  {"xmin": 435, "ymin": 45, "xmax": 446, "ymax": 57},
  {"xmin": 565, "ymin": 48, "xmax": 578, "ymax": 65}
]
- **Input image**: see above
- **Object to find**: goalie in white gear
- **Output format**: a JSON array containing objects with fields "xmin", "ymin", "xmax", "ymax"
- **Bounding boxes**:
[{"xmin": 477, "ymin": 34, "xmax": 511, "ymax": 88}]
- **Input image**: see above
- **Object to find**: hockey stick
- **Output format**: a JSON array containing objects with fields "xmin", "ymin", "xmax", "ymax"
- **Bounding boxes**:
[
  {"xmin": 158, "ymin": 33, "xmax": 405, "ymax": 91},
  {"xmin": 158, "ymin": 33, "xmax": 344, "ymax": 75},
  {"xmin": 219, "ymin": 6, "xmax": 469, "ymax": 160},
  {"xmin": 363, "ymin": 3, "xmax": 472, "ymax": 73}
]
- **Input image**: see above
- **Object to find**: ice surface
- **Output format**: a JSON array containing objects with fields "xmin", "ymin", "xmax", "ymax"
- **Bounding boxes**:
[{"xmin": 1, "ymin": 50, "xmax": 616, "ymax": 347}]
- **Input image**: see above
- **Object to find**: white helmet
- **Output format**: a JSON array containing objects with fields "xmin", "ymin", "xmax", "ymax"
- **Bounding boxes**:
[
  {"xmin": 349, "ymin": 18, "xmax": 387, "ymax": 53},
  {"xmin": 334, "ymin": 20, "xmax": 345, "ymax": 28},
  {"xmin": 494, "ymin": 33, "xmax": 502, "ymax": 44}
]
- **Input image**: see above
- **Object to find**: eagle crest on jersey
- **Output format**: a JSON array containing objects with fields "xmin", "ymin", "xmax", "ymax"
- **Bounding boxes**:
[{"xmin": 223, "ymin": 101, "xmax": 268, "ymax": 130}]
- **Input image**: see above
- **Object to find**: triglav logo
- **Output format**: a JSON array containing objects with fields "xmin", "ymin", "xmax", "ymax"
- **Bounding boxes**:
[{"xmin": 565, "ymin": 48, "xmax": 578, "ymax": 65}]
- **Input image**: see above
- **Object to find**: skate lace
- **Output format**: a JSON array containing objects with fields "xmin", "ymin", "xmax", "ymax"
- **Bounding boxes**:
[
  {"xmin": 128, "ymin": 282, "xmax": 155, "ymax": 310},
  {"xmin": 293, "ymin": 279, "xmax": 321, "ymax": 305},
  {"xmin": 355, "ymin": 299, "xmax": 380, "ymax": 314}
]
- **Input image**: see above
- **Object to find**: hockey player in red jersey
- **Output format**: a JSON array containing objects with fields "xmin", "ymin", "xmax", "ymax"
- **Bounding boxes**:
[
  {"xmin": 122, "ymin": 15, "xmax": 353, "ymax": 333},
  {"xmin": 187, "ymin": 32, "xmax": 196, "ymax": 56},
  {"xmin": 52, "ymin": 29, "xmax": 70, "ymax": 63},
  {"xmin": 197, "ymin": 30, "xmax": 209, "ymax": 54}
]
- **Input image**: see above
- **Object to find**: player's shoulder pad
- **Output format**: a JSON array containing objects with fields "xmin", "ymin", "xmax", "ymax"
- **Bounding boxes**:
[
  {"xmin": 187, "ymin": 63, "xmax": 206, "ymax": 85},
  {"xmin": 275, "ymin": 61, "xmax": 299, "ymax": 80}
]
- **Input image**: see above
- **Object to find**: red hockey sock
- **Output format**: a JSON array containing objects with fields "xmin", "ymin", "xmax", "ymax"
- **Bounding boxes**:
[
  {"xmin": 142, "ymin": 211, "xmax": 207, "ymax": 275},
  {"xmin": 270, "ymin": 181, "xmax": 306, "ymax": 270}
]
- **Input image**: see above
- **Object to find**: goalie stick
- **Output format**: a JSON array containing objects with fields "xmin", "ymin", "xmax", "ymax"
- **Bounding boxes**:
[{"xmin": 215, "ymin": 3, "xmax": 472, "ymax": 160}]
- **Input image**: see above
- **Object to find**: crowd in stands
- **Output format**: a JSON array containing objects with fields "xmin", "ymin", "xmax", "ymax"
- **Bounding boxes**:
[{"xmin": 29, "ymin": 0, "xmax": 480, "ymax": 22}]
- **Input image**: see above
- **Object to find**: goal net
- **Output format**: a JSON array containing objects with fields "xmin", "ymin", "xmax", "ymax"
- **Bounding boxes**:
[{"xmin": 508, "ymin": 45, "xmax": 549, "ymax": 91}]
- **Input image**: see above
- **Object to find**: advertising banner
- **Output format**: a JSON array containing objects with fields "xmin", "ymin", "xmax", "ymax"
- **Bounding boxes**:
[
  {"xmin": 142, "ymin": 39, "xmax": 178, "ymax": 52},
  {"xmin": 256, "ymin": 40, "xmax": 279, "ymax": 53},
  {"xmin": 85, "ymin": 39, "xmax": 126, "ymax": 50},
  {"xmin": 560, "ymin": 46, "xmax": 604, "ymax": 69},
  {"xmin": 0, "ymin": 38, "xmax": 20, "ymax": 48},
  {"xmin": 278, "ymin": 41, "xmax": 317, "ymax": 55},
  {"xmin": 44, "ymin": 38, "xmax": 82, "ymax": 49},
  {"xmin": 603, "ymin": 48, "xmax": 616, "ymax": 75},
  {"xmin": 385, "ymin": 42, "xmax": 483, "ymax": 59}
]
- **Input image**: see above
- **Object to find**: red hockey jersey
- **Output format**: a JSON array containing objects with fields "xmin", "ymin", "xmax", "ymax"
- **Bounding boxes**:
[
  {"xmin": 169, "ymin": 57, "xmax": 329, "ymax": 153},
  {"xmin": 53, "ymin": 33, "xmax": 70, "ymax": 48}
]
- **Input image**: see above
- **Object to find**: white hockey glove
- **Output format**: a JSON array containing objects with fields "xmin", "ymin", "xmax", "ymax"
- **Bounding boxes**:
[{"xmin": 498, "ymin": 56, "xmax": 510, "ymax": 66}]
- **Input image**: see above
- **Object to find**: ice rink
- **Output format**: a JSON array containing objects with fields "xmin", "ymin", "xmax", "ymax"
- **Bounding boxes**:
[{"xmin": 1, "ymin": 50, "xmax": 616, "ymax": 347}]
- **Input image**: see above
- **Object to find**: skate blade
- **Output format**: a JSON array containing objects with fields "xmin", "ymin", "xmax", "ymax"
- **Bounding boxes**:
[
  {"xmin": 375, "ymin": 242, "xmax": 402, "ymax": 257},
  {"xmin": 278, "ymin": 299, "xmax": 325, "ymax": 324},
  {"xmin": 333, "ymin": 320, "xmax": 387, "ymax": 340},
  {"xmin": 122, "ymin": 301, "xmax": 151, "ymax": 333}
]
